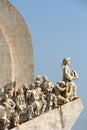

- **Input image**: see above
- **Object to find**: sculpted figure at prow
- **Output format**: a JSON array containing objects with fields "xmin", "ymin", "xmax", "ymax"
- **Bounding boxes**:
[{"xmin": 62, "ymin": 57, "xmax": 78, "ymax": 101}]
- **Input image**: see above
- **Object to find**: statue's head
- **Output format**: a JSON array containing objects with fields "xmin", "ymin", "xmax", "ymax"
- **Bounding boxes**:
[
  {"xmin": 62, "ymin": 57, "xmax": 70, "ymax": 65},
  {"xmin": 42, "ymin": 76, "xmax": 49, "ymax": 82},
  {"xmin": 23, "ymin": 83, "xmax": 28, "ymax": 90},
  {"xmin": 35, "ymin": 75, "xmax": 41, "ymax": 81},
  {"xmin": 4, "ymin": 94, "xmax": 8, "ymax": 101},
  {"xmin": 57, "ymin": 81, "xmax": 65, "ymax": 86},
  {"xmin": 30, "ymin": 83, "xmax": 35, "ymax": 90},
  {"xmin": 17, "ymin": 88, "xmax": 23, "ymax": 95}
]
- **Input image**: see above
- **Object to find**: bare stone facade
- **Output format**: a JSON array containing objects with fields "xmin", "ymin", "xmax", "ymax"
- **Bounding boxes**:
[
  {"xmin": 0, "ymin": 30, "xmax": 12, "ymax": 88},
  {"xmin": 0, "ymin": 0, "xmax": 34, "ymax": 89}
]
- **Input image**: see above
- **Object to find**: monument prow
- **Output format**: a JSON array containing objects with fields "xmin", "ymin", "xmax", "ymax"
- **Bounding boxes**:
[{"xmin": 11, "ymin": 98, "xmax": 83, "ymax": 130}]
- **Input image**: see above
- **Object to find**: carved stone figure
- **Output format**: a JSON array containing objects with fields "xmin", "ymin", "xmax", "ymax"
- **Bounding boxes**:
[
  {"xmin": 16, "ymin": 88, "xmax": 26, "ymax": 112},
  {"xmin": 27, "ymin": 90, "xmax": 47, "ymax": 119},
  {"xmin": 0, "ymin": 105, "xmax": 9, "ymax": 130},
  {"xmin": 54, "ymin": 81, "xmax": 66, "ymax": 97},
  {"xmin": 62, "ymin": 58, "xmax": 78, "ymax": 82},
  {"xmin": 2, "ymin": 94, "xmax": 18, "ymax": 128},
  {"xmin": 34, "ymin": 80, "xmax": 42, "ymax": 93},
  {"xmin": 35, "ymin": 75, "xmax": 41, "ymax": 82},
  {"xmin": 54, "ymin": 82, "xmax": 69, "ymax": 105},
  {"xmin": 66, "ymin": 82, "xmax": 77, "ymax": 101},
  {"xmin": 62, "ymin": 58, "xmax": 78, "ymax": 101},
  {"xmin": 22, "ymin": 83, "xmax": 29, "ymax": 105},
  {"xmin": 38, "ymin": 92, "xmax": 47, "ymax": 114},
  {"xmin": 27, "ymin": 86, "xmax": 40, "ymax": 119},
  {"xmin": 40, "ymin": 76, "xmax": 53, "ymax": 94},
  {"xmin": 16, "ymin": 88, "xmax": 27, "ymax": 123},
  {"xmin": 26, "ymin": 83, "xmax": 35, "ymax": 105},
  {"xmin": 29, "ymin": 83, "xmax": 35, "ymax": 90},
  {"xmin": 46, "ymin": 92, "xmax": 57, "ymax": 111}
]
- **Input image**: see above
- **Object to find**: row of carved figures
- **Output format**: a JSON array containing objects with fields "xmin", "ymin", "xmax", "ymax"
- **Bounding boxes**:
[{"xmin": 0, "ymin": 57, "xmax": 78, "ymax": 130}]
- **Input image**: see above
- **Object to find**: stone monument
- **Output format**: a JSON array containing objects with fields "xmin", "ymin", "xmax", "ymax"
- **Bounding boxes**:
[
  {"xmin": 0, "ymin": 0, "xmax": 83, "ymax": 130},
  {"xmin": 0, "ymin": 0, "xmax": 34, "ymax": 89}
]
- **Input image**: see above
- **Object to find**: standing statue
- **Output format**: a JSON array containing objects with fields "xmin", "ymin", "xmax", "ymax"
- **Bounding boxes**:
[
  {"xmin": 15, "ymin": 88, "xmax": 27, "ymax": 124},
  {"xmin": 2, "ymin": 94, "xmax": 18, "ymax": 128},
  {"xmin": 0, "ymin": 104, "xmax": 9, "ymax": 130},
  {"xmin": 22, "ymin": 83, "xmax": 29, "ymax": 104},
  {"xmin": 62, "ymin": 57, "xmax": 78, "ymax": 101},
  {"xmin": 40, "ymin": 76, "xmax": 53, "ymax": 94}
]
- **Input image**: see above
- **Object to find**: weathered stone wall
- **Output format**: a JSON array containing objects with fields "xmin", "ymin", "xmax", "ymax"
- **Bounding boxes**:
[
  {"xmin": 0, "ymin": 0, "xmax": 34, "ymax": 89},
  {"xmin": 0, "ymin": 30, "xmax": 12, "ymax": 88}
]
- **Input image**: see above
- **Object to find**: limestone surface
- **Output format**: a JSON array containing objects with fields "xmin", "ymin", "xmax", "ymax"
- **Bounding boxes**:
[{"xmin": 0, "ymin": 0, "xmax": 34, "ymax": 89}]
